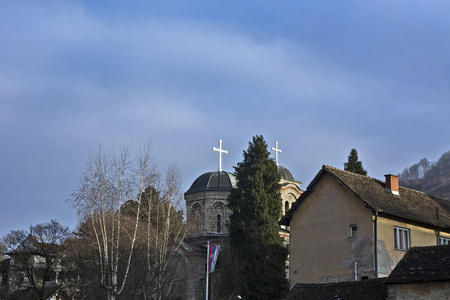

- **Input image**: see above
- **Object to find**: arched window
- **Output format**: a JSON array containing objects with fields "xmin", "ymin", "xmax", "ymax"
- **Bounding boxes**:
[
  {"xmin": 214, "ymin": 203, "xmax": 225, "ymax": 233},
  {"xmin": 198, "ymin": 278, "xmax": 206, "ymax": 300},
  {"xmin": 191, "ymin": 204, "xmax": 203, "ymax": 234},
  {"xmin": 285, "ymin": 201, "xmax": 289, "ymax": 214},
  {"xmin": 217, "ymin": 215, "xmax": 221, "ymax": 233}
]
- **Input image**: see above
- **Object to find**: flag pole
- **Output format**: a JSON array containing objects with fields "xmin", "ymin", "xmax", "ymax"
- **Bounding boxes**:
[{"xmin": 206, "ymin": 241, "xmax": 209, "ymax": 300}]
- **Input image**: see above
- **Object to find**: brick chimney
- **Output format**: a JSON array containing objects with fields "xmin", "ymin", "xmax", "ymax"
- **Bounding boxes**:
[{"xmin": 385, "ymin": 174, "xmax": 399, "ymax": 195}]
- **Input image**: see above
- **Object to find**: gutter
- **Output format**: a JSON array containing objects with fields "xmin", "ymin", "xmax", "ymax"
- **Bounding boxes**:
[{"xmin": 373, "ymin": 209, "xmax": 378, "ymax": 278}]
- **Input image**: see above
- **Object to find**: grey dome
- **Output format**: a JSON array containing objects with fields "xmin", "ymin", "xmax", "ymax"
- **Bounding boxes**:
[
  {"xmin": 277, "ymin": 165, "xmax": 294, "ymax": 181},
  {"xmin": 185, "ymin": 171, "xmax": 237, "ymax": 194}
]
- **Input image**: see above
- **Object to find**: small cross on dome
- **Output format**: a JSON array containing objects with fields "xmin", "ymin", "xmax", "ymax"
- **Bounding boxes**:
[
  {"xmin": 212, "ymin": 139, "xmax": 228, "ymax": 172},
  {"xmin": 271, "ymin": 141, "xmax": 282, "ymax": 166}
]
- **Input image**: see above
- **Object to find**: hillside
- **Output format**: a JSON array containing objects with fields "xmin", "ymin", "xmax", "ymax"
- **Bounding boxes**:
[{"xmin": 399, "ymin": 151, "xmax": 450, "ymax": 200}]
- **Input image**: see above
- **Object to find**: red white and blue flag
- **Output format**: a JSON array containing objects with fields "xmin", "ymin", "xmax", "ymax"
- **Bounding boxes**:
[{"xmin": 208, "ymin": 245, "xmax": 220, "ymax": 273}]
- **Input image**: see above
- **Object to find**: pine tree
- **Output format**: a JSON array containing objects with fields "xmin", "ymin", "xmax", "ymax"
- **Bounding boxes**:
[
  {"xmin": 222, "ymin": 135, "xmax": 288, "ymax": 299},
  {"xmin": 344, "ymin": 148, "xmax": 368, "ymax": 175}
]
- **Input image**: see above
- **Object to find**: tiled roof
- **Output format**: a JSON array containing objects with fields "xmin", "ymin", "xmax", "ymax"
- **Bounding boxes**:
[
  {"xmin": 281, "ymin": 165, "xmax": 450, "ymax": 229},
  {"xmin": 385, "ymin": 245, "xmax": 450, "ymax": 284},
  {"xmin": 286, "ymin": 278, "xmax": 386, "ymax": 300}
]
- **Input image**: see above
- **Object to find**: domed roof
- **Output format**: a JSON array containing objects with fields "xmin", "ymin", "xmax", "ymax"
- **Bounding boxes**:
[
  {"xmin": 185, "ymin": 171, "xmax": 237, "ymax": 194},
  {"xmin": 277, "ymin": 165, "xmax": 295, "ymax": 181}
]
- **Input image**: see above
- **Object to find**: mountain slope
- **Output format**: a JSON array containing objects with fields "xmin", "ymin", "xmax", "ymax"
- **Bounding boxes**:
[{"xmin": 399, "ymin": 151, "xmax": 450, "ymax": 200}]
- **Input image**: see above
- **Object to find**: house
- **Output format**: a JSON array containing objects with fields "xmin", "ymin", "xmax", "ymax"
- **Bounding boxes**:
[
  {"xmin": 286, "ymin": 245, "xmax": 450, "ymax": 299},
  {"xmin": 384, "ymin": 244, "xmax": 450, "ymax": 299},
  {"xmin": 1, "ymin": 233, "xmax": 70, "ymax": 300},
  {"xmin": 280, "ymin": 165, "xmax": 450, "ymax": 286}
]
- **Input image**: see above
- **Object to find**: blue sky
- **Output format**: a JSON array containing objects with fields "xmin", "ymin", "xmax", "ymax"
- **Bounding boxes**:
[{"xmin": 1, "ymin": 0, "xmax": 449, "ymax": 237}]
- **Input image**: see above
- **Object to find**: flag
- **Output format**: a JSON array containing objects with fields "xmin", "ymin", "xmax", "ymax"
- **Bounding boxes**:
[{"xmin": 208, "ymin": 245, "xmax": 220, "ymax": 273}]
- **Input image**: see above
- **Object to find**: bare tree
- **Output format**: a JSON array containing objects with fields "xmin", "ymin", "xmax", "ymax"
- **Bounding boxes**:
[
  {"xmin": 418, "ymin": 158, "xmax": 431, "ymax": 178},
  {"xmin": 121, "ymin": 165, "xmax": 186, "ymax": 300},
  {"xmin": 147, "ymin": 164, "xmax": 186, "ymax": 300},
  {"xmin": 69, "ymin": 143, "xmax": 156, "ymax": 300},
  {"xmin": 0, "ymin": 238, "xmax": 8, "ymax": 261}
]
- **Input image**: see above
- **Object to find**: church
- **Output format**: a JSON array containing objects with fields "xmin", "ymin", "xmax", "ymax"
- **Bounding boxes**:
[{"xmin": 172, "ymin": 140, "xmax": 302, "ymax": 300}]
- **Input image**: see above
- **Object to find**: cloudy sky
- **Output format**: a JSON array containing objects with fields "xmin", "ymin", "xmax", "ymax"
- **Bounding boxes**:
[{"xmin": 1, "ymin": 0, "xmax": 449, "ymax": 237}]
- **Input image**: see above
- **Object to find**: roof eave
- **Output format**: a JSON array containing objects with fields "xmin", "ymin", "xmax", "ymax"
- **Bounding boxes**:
[
  {"xmin": 279, "ymin": 167, "xmax": 328, "ymax": 225},
  {"xmin": 280, "ymin": 166, "xmax": 377, "ymax": 226},
  {"xmin": 323, "ymin": 166, "xmax": 375, "ymax": 211}
]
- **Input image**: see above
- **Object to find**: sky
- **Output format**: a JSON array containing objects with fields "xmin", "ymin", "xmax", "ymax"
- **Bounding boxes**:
[{"xmin": 1, "ymin": 0, "xmax": 449, "ymax": 237}]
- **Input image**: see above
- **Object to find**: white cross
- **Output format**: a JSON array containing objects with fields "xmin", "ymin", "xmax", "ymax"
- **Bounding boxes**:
[
  {"xmin": 271, "ymin": 141, "xmax": 282, "ymax": 166},
  {"xmin": 212, "ymin": 139, "xmax": 228, "ymax": 172}
]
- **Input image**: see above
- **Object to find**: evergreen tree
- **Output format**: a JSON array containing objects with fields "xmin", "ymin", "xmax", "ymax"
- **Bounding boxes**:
[
  {"xmin": 344, "ymin": 148, "xmax": 368, "ymax": 175},
  {"xmin": 221, "ymin": 135, "xmax": 288, "ymax": 299}
]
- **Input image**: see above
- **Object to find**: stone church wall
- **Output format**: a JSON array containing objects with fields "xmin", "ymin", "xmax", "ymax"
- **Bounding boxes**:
[{"xmin": 185, "ymin": 191, "xmax": 232, "ymax": 235}]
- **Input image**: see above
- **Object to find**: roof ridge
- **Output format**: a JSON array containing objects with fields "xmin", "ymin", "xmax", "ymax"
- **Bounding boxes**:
[
  {"xmin": 323, "ymin": 165, "xmax": 450, "ymax": 200},
  {"xmin": 322, "ymin": 165, "xmax": 381, "ymax": 181},
  {"xmin": 321, "ymin": 165, "xmax": 375, "ymax": 210},
  {"xmin": 323, "ymin": 165, "xmax": 450, "ymax": 228}
]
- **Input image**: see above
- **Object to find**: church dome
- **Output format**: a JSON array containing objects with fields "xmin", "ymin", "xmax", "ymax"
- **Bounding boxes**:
[
  {"xmin": 277, "ymin": 165, "xmax": 295, "ymax": 181},
  {"xmin": 185, "ymin": 171, "xmax": 237, "ymax": 194}
]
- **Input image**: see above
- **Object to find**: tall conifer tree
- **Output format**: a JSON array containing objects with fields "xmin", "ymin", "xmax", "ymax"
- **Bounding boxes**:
[
  {"xmin": 223, "ymin": 135, "xmax": 288, "ymax": 299},
  {"xmin": 344, "ymin": 148, "xmax": 368, "ymax": 175}
]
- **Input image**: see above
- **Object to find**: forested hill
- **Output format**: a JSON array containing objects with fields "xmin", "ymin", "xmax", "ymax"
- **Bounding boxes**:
[{"xmin": 398, "ymin": 150, "xmax": 450, "ymax": 200}]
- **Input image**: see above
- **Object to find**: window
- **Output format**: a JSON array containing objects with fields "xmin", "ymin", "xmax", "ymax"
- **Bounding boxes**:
[
  {"xmin": 439, "ymin": 236, "xmax": 450, "ymax": 245},
  {"xmin": 394, "ymin": 227, "xmax": 410, "ymax": 251},
  {"xmin": 285, "ymin": 201, "xmax": 289, "ymax": 214},
  {"xmin": 192, "ymin": 205, "xmax": 202, "ymax": 233},
  {"xmin": 214, "ymin": 203, "xmax": 224, "ymax": 233},
  {"xmin": 217, "ymin": 215, "xmax": 221, "ymax": 233},
  {"xmin": 349, "ymin": 224, "xmax": 357, "ymax": 238}
]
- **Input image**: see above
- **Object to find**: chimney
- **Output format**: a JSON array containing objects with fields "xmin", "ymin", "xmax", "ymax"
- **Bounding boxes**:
[{"xmin": 385, "ymin": 174, "xmax": 399, "ymax": 195}]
